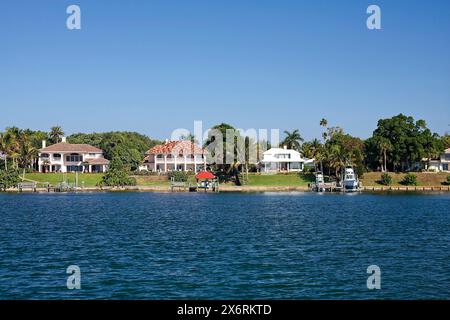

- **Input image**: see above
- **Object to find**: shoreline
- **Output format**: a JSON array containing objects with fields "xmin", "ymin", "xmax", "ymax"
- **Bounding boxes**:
[{"xmin": 2, "ymin": 185, "xmax": 450, "ymax": 193}]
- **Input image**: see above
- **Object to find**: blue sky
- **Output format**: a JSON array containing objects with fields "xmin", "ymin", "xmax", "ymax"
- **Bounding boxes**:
[{"xmin": 1, "ymin": 0, "xmax": 449, "ymax": 140}]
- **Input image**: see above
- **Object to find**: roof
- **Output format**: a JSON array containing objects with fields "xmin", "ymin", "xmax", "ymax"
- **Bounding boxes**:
[
  {"xmin": 83, "ymin": 158, "xmax": 110, "ymax": 165},
  {"xmin": 261, "ymin": 147, "xmax": 305, "ymax": 163},
  {"xmin": 195, "ymin": 171, "xmax": 216, "ymax": 179},
  {"xmin": 146, "ymin": 140, "xmax": 204, "ymax": 155},
  {"xmin": 40, "ymin": 142, "xmax": 103, "ymax": 153},
  {"xmin": 262, "ymin": 147, "xmax": 302, "ymax": 156}
]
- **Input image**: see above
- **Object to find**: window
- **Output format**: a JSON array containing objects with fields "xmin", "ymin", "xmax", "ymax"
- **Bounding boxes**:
[
  {"xmin": 276, "ymin": 154, "xmax": 291, "ymax": 159},
  {"xmin": 67, "ymin": 165, "xmax": 83, "ymax": 172},
  {"xmin": 290, "ymin": 162, "xmax": 302, "ymax": 170},
  {"xmin": 40, "ymin": 153, "xmax": 50, "ymax": 159},
  {"xmin": 88, "ymin": 153, "xmax": 97, "ymax": 157},
  {"xmin": 66, "ymin": 153, "xmax": 82, "ymax": 162},
  {"xmin": 443, "ymin": 164, "xmax": 449, "ymax": 171},
  {"xmin": 444, "ymin": 154, "xmax": 450, "ymax": 161},
  {"xmin": 156, "ymin": 154, "xmax": 164, "ymax": 159},
  {"xmin": 53, "ymin": 153, "xmax": 61, "ymax": 160}
]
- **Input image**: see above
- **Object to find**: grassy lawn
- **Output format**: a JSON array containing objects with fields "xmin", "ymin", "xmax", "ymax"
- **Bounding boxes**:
[
  {"xmin": 133, "ymin": 175, "xmax": 170, "ymax": 187},
  {"xmin": 134, "ymin": 173, "xmax": 315, "ymax": 187},
  {"xmin": 361, "ymin": 172, "xmax": 449, "ymax": 186},
  {"xmin": 24, "ymin": 173, "xmax": 104, "ymax": 187},
  {"xmin": 21, "ymin": 172, "xmax": 449, "ymax": 188},
  {"xmin": 245, "ymin": 173, "xmax": 314, "ymax": 186}
]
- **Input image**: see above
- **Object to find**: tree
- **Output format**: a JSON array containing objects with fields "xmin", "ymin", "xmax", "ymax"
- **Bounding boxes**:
[
  {"xmin": 328, "ymin": 144, "xmax": 346, "ymax": 178},
  {"xmin": 281, "ymin": 129, "xmax": 304, "ymax": 151},
  {"xmin": 0, "ymin": 132, "xmax": 11, "ymax": 170},
  {"xmin": 302, "ymin": 138, "xmax": 325, "ymax": 172},
  {"xmin": 68, "ymin": 131, "xmax": 160, "ymax": 171},
  {"xmin": 443, "ymin": 134, "xmax": 450, "ymax": 149},
  {"xmin": 204, "ymin": 123, "xmax": 245, "ymax": 184},
  {"xmin": 370, "ymin": 114, "xmax": 443, "ymax": 172},
  {"xmin": 99, "ymin": 158, "xmax": 136, "ymax": 187},
  {"xmin": 0, "ymin": 169, "xmax": 20, "ymax": 191},
  {"xmin": 16, "ymin": 131, "xmax": 38, "ymax": 177},
  {"xmin": 49, "ymin": 126, "xmax": 65, "ymax": 144},
  {"xmin": 5, "ymin": 127, "xmax": 20, "ymax": 169},
  {"xmin": 320, "ymin": 118, "xmax": 328, "ymax": 140},
  {"xmin": 367, "ymin": 136, "xmax": 393, "ymax": 172}
]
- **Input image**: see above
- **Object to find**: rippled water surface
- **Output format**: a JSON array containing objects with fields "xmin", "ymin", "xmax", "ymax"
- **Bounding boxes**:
[{"xmin": 0, "ymin": 192, "xmax": 449, "ymax": 299}]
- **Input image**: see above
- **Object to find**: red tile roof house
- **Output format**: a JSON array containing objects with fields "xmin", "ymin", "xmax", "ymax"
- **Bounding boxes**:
[
  {"xmin": 142, "ymin": 140, "xmax": 207, "ymax": 173},
  {"xmin": 38, "ymin": 137, "xmax": 109, "ymax": 173}
]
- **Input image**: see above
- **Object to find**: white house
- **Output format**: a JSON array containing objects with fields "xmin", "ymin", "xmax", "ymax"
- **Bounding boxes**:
[
  {"xmin": 427, "ymin": 148, "xmax": 450, "ymax": 172},
  {"xmin": 261, "ymin": 146, "xmax": 311, "ymax": 173},
  {"xmin": 38, "ymin": 137, "xmax": 109, "ymax": 173},
  {"xmin": 142, "ymin": 140, "xmax": 207, "ymax": 173}
]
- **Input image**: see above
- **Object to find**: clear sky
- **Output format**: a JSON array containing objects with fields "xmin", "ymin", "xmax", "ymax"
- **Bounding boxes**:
[{"xmin": 1, "ymin": 0, "xmax": 449, "ymax": 140}]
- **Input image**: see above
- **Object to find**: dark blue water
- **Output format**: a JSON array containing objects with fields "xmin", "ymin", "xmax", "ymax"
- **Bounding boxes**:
[{"xmin": 0, "ymin": 192, "xmax": 449, "ymax": 299}]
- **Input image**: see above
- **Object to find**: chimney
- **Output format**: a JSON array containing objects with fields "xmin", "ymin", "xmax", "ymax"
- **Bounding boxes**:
[
  {"xmin": 165, "ymin": 139, "xmax": 169, "ymax": 144},
  {"xmin": 283, "ymin": 145, "xmax": 287, "ymax": 150},
  {"xmin": 61, "ymin": 137, "xmax": 67, "ymax": 143},
  {"xmin": 42, "ymin": 140, "xmax": 46, "ymax": 148}
]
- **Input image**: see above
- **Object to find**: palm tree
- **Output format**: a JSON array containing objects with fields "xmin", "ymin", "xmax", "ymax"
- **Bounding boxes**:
[
  {"xmin": 376, "ymin": 137, "xmax": 392, "ymax": 172},
  {"xmin": 310, "ymin": 138, "xmax": 324, "ymax": 172},
  {"xmin": 320, "ymin": 118, "xmax": 328, "ymax": 141},
  {"xmin": 49, "ymin": 126, "xmax": 65, "ymax": 144},
  {"xmin": 328, "ymin": 144, "xmax": 347, "ymax": 178},
  {"xmin": 281, "ymin": 129, "xmax": 304, "ymax": 151},
  {"xmin": 5, "ymin": 127, "xmax": 20, "ymax": 169},
  {"xmin": 16, "ymin": 132, "xmax": 38, "ymax": 177},
  {"xmin": 0, "ymin": 132, "xmax": 10, "ymax": 170},
  {"xmin": 301, "ymin": 141, "xmax": 313, "ymax": 159}
]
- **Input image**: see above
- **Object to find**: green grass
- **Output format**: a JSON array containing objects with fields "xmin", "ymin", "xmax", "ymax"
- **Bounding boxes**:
[
  {"xmin": 24, "ymin": 173, "xmax": 104, "ymax": 187},
  {"xmin": 133, "ymin": 177, "xmax": 169, "ymax": 187},
  {"xmin": 361, "ymin": 172, "xmax": 449, "ymax": 186},
  {"xmin": 245, "ymin": 173, "xmax": 314, "ymax": 186}
]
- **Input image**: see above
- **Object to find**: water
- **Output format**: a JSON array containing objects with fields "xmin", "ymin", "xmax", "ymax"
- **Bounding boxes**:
[{"xmin": 0, "ymin": 192, "xmax": 449, "ymax": 299}]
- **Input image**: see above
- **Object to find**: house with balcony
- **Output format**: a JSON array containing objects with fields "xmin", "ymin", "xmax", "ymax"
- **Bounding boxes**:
[
  {"xmin": 142, "ymin": 140, "xmax": 207, "ymax": 173},
  {"xmin": 426, "ymin": 148, "xmax": 450, "ymax": 172},
  {"xmin": 260, "ymin": 146, "xmax": 311, "ymax": 173},
  {"xmin": 38, "ymin": 137, "xmax": 109, "ymax": 173}
]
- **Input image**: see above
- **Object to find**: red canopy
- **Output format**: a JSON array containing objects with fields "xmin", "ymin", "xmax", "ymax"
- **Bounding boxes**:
[{"xmin": 195, "ymin": 171, "xmax": 216, "ymax": 180}]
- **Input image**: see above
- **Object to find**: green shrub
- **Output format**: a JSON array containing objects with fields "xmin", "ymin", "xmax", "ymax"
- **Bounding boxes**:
[
  {"xmin": 98, "ymin": 159, "xmax": 136, "ymax": 187},
  {"xmin": 380, "ymin": 173, "xmax": 392, "ymax": 186},
  {"xmin": 0, "ymin": 170, "xmax": 21, "ymax": 191},
  {"xmin": 168, "ymin": 171, "xmax": 190, "ymax": 182},
  {"xmin": 401, "ymin": 173, "xmax": 417, "ymax": 186},
  {"xmin": 444, "ymin": 175, "xmax": 450, "ymax": 186}
]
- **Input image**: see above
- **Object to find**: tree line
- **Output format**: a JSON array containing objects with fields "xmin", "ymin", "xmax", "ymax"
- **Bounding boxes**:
[{"xmin": 1, "ymin": 114, "xmax": 449, "ymax": 179}]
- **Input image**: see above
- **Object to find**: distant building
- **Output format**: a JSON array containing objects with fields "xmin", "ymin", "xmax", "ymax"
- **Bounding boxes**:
[
  {"xmin": 142, "ymin": 140, "xmax": 206, "ymax": 173},
  {"xmin": 427, "ymin": 148, "xmax": 450, "ymax": 172},
  {"xmin": 38, "ymin": 137, "xmax": 109, "ymax": 173},
  {"xmin": 261, "ymin": 146, "xmax": 311, "ymax": 173}
]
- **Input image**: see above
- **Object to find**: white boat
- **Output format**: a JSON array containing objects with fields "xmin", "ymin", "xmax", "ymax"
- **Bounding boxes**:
[
  {"xmin": 342, "ymin": 167, "xmax": 360, "ymax": 192},
  {"xmin": 310, "ymin": 172, "xmax": 331, "ymax": 192},
  {"xmin": 315, "ymin": 172, "xmax": 326, "ymax": 192}
]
